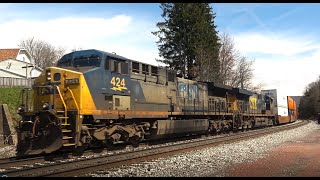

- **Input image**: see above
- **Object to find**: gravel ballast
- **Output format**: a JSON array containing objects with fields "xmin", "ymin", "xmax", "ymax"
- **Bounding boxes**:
[
  {"xmin": 0, "ymin": 145, "xmax": 16, "ymax": 159},
  {"xmin": 86, "ymin": 120, "xmax": 319, "ymax": 177}
]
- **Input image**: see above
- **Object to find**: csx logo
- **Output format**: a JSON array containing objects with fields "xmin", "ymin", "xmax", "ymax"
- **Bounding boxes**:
[
  {"xmin": 250, "ymin": 98, "xmax": 257, "ymax": 109},
  {"xmin": 110, "ymin": 77, "xmax": 128, "ymax": 91}
]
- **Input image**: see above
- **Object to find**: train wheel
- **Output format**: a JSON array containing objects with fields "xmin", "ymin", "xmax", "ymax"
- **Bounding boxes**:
[
  {"xmin": 241, "ymin": 125, "xmax": 245, "ymax": 132},
  {"xmin": 222, "ymin": 125, "xmax": 229, "ymax": 134},
  {"xmin": 130, "ymin": 135, "xmax": 142, "ymax": 148},
  {"xmin": 73, "ymin": 145, "xmax": 88, "ymax": 156}
]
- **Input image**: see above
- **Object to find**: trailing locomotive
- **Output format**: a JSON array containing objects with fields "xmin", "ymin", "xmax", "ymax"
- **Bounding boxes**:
[{"xmin": 16, "ymin": 49, "xmax": 297, "ymax": 156}]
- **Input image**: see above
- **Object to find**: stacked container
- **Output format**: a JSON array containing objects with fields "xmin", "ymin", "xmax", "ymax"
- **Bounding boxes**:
[{"xmin": 287, "ymin": 96, "xmax": 297, "ymax": 122}]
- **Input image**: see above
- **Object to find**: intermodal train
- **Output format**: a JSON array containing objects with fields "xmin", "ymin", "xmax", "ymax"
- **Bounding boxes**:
[{"xmin": 16, "ymin": 49, "xmax": 297, "ymax": 156}]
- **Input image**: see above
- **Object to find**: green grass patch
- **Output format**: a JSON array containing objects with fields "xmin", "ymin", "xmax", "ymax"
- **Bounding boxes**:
[{"xmin": 0, "ymin": 87, "xmax": 23, "ymax": 124}]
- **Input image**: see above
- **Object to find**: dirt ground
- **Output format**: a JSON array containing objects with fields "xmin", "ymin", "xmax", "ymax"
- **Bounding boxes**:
[{"xmin": 225, "ymin": 124, "xmax": 320, "ymax": 177}]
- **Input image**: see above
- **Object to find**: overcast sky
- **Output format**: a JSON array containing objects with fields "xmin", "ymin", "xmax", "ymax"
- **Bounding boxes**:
[{"xmin": 0, "ymin": 3, "xmax": 319, "ymax": 96}]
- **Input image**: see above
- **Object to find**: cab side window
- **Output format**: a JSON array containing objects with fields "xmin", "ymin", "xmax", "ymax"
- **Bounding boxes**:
[
  {"xmin": 121, "ymin": 62, "xmax": 129, "ymax": 75},
  {"xmin": 132, "ymin": 62, "xmax": 140, "ymax": 73},
  {"xmin": 105, "ymin": 58, "xmax": 110, "ymax": 70},
  {"xmin": 142, "ymin": 64, "xmax": 149, "ymax": 75},
  {"xmin": 108, "ymin": 57, "xmax": 129, "ymax": 75},
  {"xmin": 151, "ymin": 66, "xmax": 158, "ymax": 76},
  {"xmin": 113, "ymin": 61, "xmax": 120, "ymax": 73}
]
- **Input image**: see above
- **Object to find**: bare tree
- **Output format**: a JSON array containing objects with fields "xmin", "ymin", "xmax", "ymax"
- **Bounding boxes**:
[
  {"xmin": 230, "ymin": 57, "xmax": 266, "ymax": 92},
  {"xmin": 218, "ymin": 32, "xmax": 239, "ymax": 85},
  {"xmin": 230, "ymin": 56, "xmax": 254, "ymax": 89},
  {"xmin": 18, "ymin": 37, "xmax": 66, "ymax": 69},
  {"xmin": 218, "ymin": 33, "xmax": 265, "ymax": 92},
  {"xmin": 299, "ymin": 76, "xmax": 320, "ymax": 119},
  {"xmin": 246, "ymin": 81, "xmax": 266, "ymax": 93}
]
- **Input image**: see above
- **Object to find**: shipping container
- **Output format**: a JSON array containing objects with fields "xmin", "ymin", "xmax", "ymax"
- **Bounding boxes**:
[
  {"xmin": 287, "ymin": 96, "xmax": 295, "ymax": 110},
  {"xmin": 287, "ymin": 96, "xmax": 297, "ymax": 122},
  {"xmin": 261, "ymin": 89, "xmax": 288, "ymax": 116},
  {"xmin": 261, "ymin": 89, "xmax": 290, "ymax": 124}
]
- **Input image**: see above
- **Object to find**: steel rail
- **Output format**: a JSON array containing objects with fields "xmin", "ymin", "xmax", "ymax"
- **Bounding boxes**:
[{"xmin": 0, "ymin": 120, "xmax": 307, "ymax": 177}]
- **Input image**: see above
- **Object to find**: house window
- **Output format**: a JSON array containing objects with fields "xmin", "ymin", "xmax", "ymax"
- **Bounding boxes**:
[{"xmin": 6, "ymin": 62, "xmax": 11, "ymax": 69}]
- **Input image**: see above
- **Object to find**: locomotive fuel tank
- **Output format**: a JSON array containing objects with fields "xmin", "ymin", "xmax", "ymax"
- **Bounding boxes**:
[{"xmin": 150, "ymin": 119, "xmax": 210, "ymax": 139}]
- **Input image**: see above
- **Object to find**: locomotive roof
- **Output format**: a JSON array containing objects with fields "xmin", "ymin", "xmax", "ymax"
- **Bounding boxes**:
[
  {"xmin": 91, "ymin": 49, "xmax": 163, "ymax": 67},
  {"xmin": 206, "ymin": 81, "xmax": 255, "ymax": 97},
  {"xmin": 232, "ymin": 88, "xmax": 254, "ymax": 96},
  {"xmin": 88, "ymin": 49, "xmax": 132, "ymax": 61},
  {"xmin": 205, "ymin": 81, "xmax": 233, "ymax": 91}
]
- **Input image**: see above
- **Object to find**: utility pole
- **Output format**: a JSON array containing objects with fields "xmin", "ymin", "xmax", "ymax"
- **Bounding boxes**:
[{"xmin": 22, "ymin": 63, "xmax": 34, "ymax": 87}]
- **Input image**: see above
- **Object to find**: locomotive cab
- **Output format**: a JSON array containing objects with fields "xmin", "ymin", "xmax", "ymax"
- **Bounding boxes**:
[{"xmin": 16, "ymin": 50, "xmax": 101, "ymax": 156}]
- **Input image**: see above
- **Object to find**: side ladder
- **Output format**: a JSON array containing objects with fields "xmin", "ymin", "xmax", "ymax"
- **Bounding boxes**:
[{"xmin": 55, "ymin": 86, "xmax": 76, "ymax": 147}]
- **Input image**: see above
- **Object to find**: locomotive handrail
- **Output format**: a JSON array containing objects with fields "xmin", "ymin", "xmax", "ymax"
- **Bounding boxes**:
[
  {"xmin": 55, "ymin": 85, "xmax": 68, "ymax": 123},
  {"xmin": 66, "ymin": 87, "xmax": 80, "ymax": 112},
  {"xmin": 66, "ymin": 87, "xmax": 80, "ymax": 141}
]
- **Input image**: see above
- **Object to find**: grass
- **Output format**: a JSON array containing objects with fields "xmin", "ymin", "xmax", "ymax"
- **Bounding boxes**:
[{"xmin": 0, "ymin": 87, "xmax": 23, "ymax": 126}]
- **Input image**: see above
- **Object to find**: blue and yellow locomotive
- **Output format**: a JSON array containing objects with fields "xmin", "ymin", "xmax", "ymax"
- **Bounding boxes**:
[{"xmin": 16, "ymin": 49, "xmax": 296, "ymax": 156}]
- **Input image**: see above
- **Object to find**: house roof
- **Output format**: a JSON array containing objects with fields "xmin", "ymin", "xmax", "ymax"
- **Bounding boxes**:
[{"xmin": 0, "ymin": 49, "xmax": 20, "ymax": 61}]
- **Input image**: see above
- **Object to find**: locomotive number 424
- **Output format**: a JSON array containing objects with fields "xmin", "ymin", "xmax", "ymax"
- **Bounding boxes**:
[{"xmin": 110, "ymin": 77, "xmax": 128, "ymax": 91}]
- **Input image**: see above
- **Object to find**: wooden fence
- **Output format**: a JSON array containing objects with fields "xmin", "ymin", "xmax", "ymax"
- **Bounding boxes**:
[{"xmin": 0, "ymin": 77, "xmax": 34, "ymax": 88}]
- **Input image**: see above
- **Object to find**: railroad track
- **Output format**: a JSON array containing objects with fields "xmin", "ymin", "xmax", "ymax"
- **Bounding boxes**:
[{"xmin": 0, "ymin": 120, "xmax": 309, "ymax": 177}]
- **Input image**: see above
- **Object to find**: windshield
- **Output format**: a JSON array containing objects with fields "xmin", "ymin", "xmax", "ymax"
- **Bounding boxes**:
[
  {"xmin": 57, "ymin": 50, "xmax": 102, "ymax": 68},
  {"xmin": 57, "ymin": 53, "xmax": 72, "ymax": 67},
  {"xmin": 74, "ymin": 54, "xmax": 101, "ymax": 67}
]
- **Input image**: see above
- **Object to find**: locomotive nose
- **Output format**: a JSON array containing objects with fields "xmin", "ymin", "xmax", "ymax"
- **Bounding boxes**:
[{"xmin": 16, "ymin": 113, "xmax": 63, "ymax": 156}]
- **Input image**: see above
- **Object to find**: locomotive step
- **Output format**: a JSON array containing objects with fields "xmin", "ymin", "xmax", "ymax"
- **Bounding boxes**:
[
  {"xmin": 62, "ymin": 143, "xmax": 76, "ymax": 147},
  {"xmin": 61, "ymin": 123, "xmax": 71, "ymax": 126},
  {"xmin": 62, "ymin": 129, "xmax": 72, "ymax": 133},
  {"xmin": 63, "ymin": 136, "xmax": 73, "ymax": 140},
  {"xmin": 57, "ymin": 117, "xmax": 69, "ymax": 119},
  {"xmin": 82, "ymin": 124, "xmax": 93, "ymax": 126}
]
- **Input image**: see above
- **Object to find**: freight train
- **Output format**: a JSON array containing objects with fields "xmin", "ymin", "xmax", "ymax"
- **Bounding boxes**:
[{"xmin": 16, "ymin": 49, "xmax": 297, "ymax": 156}]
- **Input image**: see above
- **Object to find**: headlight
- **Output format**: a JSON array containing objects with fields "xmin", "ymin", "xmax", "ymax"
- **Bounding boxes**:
[
  {"xmin": 43, "ymin": 103, "xmax": 49, "ymax": 110},
  {"xmin": 46, "ymin": 70, "xmax": 51, "ymax": 81},
  {"xmin": 17, "ymin": 105, "xmax": 25, "ymax": 115}
]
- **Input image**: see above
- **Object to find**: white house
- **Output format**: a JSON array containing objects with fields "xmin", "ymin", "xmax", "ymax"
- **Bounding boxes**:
[{"xmin": 0, "ymin": 48, "xmax": 43, "ymax": 79}]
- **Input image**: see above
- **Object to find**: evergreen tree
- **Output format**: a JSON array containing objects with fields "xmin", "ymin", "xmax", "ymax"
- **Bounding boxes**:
[{"xmin": 152, "ymin": 3, "xmax": 220, "ymax": 81}]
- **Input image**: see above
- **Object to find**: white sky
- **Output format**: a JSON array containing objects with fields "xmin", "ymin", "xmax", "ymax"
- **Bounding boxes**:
[
  {"xmin": 0, "ymin": 14, "xmax": 160, "ymax": 66},
  {"xmin": 0, "ymin": 4, "xmax": 317, "ymax": 96},
  {"xmin": 233, "ymin": 32, "xmax": 320, "ymax": 96}
]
